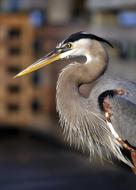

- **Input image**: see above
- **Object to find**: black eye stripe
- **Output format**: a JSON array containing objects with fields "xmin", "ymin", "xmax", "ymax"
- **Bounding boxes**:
[{"xmin": 62, "ymin": 32, "xmax": 113, "ymax": 48}]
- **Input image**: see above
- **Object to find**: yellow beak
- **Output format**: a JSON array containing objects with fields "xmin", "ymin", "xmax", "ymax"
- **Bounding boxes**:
[{"xmin": 14, "ymin": 51, "xmax": 61, "ymax": 78}]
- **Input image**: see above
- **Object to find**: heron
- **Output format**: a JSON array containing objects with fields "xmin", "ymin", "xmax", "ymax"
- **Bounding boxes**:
[{"xmin": 14, "ymin": 31, "xmax": 136, "ymax": 173}]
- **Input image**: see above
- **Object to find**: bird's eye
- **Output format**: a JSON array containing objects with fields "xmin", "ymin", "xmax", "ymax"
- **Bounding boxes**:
[{"xmin": 66, "ymin": 43, "xmax": 72, "ymax": 48}]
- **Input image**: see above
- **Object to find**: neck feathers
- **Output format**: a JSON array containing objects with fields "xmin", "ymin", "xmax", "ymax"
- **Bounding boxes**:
[
  {"xmin": 56, "ymin": 46, "xmax": 108, "ymax": 124},
  {"xmin": 56, "ymin": 53, "xmax": 130, "ymax": 165}
]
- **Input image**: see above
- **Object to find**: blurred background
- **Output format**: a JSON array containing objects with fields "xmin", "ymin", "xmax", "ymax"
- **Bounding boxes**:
[{"xmin": 0, "ymin": 0, "xmax": 136, "ymax": 189}]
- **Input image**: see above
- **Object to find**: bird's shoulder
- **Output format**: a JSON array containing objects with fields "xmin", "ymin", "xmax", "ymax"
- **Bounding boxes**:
[
  {"xmin": 90, "ymin": 75, "xmax": 136, "ymax": 146},
  {"xmin": 90, "ymin": 74, "xmax": 136, "ymax": 105}
]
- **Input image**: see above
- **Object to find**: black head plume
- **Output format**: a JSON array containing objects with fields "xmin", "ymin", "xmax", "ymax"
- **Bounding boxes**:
[{"xmin": 63, "ymin": 31, "xmax": 113, "ymax": 48}]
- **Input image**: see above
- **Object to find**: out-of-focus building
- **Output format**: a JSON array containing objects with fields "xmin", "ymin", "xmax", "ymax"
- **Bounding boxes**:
[
  {"xmin": 0, "ymin": 0, "xmax": 87, "ymax": 135},
  {"xmin": 0, "ymin": 0, "xmax": 135, "ymax": 136}
]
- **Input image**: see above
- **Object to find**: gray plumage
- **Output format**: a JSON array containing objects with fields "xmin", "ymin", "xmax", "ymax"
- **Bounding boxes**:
[
  {"xmin": 90, "ymin": 74, "xmax": 136, "ymax": 145},
  {"xmin": 15, "ymin": 32, "xmax": 136, "ymax": 167},
  {"xmin": 56, "ymin": 35, "xmax": 136, "ymax": 166},
  {"xmin": 56, "ymin": 62, "xmax": 136, "ymax": 166}
]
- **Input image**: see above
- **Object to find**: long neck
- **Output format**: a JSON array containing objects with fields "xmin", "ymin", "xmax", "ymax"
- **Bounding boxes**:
[
  {"xmin": 56, "ymin": 46, "xmax": 129, "ymax": 164},
  {"xmin": 56, "ymin": 43, "xmax": 108, "ymax": 112}
]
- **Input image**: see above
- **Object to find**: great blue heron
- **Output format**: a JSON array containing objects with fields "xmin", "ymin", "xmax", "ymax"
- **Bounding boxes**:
[{"xmin": 15, "ymin": 32, "xmax": 136, "ymax": 173}]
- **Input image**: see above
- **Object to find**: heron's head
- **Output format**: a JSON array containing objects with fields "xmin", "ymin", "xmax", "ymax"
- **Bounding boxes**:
[{"xmin": 14, "ymin": 32, "xmax": 113, "ymax": 78}]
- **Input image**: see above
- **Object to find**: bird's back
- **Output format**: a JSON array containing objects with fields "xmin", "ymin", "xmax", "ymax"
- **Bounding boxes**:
[{"xmin": 89, "ymin": 74, "xmax": 136, "ymax": 147}]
